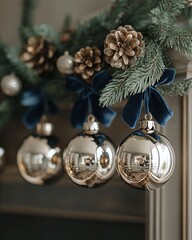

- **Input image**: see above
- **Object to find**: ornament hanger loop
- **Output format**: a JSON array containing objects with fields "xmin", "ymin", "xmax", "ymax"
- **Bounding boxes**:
[
  {"xmin": 87, "ymin": 114, "xmax": 95, "ymax": 123},
  {"xmin": 144, "ymin": 113, "xmax": 152, "ymax": 121}
]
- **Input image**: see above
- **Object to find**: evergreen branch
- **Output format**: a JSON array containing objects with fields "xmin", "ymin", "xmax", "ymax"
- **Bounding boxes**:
[
  {"xmin": 0, "ymin": 66, "xmax": 12, "ymax": 78},
  {"xmin": 5, "ymin": 47, "xmax": 41, "ymax": 85},
  {"xmin": 100, "ymin": 41, "xmax": 165, "ymax": 106},
  {"xmin": 70, "ymin": 0, "xmax": 158, "ymax": 53},
  {"xmin": 70, "ymin": 13, "xmax": 109, "ymax": 53},
  {"xmin": 117, "ymin": 0, "xmax": 159, "ymax": 30},
  {"xmin": 147, "ymin": 23, "xmax": 192, "ymax": 58},
  {"xmin": 0, "ymin": 42, "xmax": 7, "ymax": 60},
  {"xmin": 165, "ymin": 27, "xmax": 192, "ymax": 58},
  {"xmin": 61, "ymin": 15, "xmax": 72, "ymax": 32},
  {"xmin": 152, "ymin": 0, "xmax": 186, "ymax": 22},
  {"xmin": 158, "ymin": 78, "xmax": 192, "ymax": 96},
  {"xmin": 20, "ymin": 0, "xmax": 38, "ymax": 27},
  {"xmin": 20, "ymin": 24, "xmax": 62, "ymax": 50},
  {"xmin": 0, "ymin": 99, "xmax": 14, "ymax": 129}
]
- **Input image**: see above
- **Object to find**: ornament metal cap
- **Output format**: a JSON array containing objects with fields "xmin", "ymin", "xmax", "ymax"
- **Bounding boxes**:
[
  {"xmin": 83, "ymin": 115, "xmax": 99, "ymax": 134},
  {"xmin": 36, "ymin": 115, "xmax": 54, "ymax": 136},
  {"xmin": 139, "ymin": 113, "xmax": 155, "ymax": 134}
]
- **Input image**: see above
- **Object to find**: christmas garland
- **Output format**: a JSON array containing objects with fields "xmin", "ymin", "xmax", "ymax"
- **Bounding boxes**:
[{"xmin": 0, "ymin": 0, "xmax": 192, "ymax": 129}]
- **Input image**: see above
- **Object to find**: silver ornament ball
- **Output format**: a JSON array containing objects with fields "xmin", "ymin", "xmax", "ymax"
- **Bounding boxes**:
[
  {"xmin": 1, "ymin": 73, "xmax": 22, "ymax": 96},
  {"xmin": 17, "ymin": 118, "xmax": 62, "ymax": 185},
  {"xmin": 63, "ymin": 115, "xmax": 116, "ymax": 188},
  {"xmin": 116, "ymin": 114, "xmax": 175, "ymax": 191},
  {"xmin": 0, "ymin": 147, "xmax": 5, "ymax": 172},
  {"xmin": 56, "ymin": 51, "xmax": 74, "ymax": 74}
]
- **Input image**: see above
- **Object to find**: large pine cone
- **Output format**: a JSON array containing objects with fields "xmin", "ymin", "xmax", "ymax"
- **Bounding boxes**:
[
  {"xmin": 74, "ymin": 46, "xmax": 101, "ymax": 80},
  {"xmin": 104, "ymin": 25, "xmax": 145, "ymax": 70},
  {"xmin": 20, "ymin": 36, "xmax": 56, "ymax": 75}
]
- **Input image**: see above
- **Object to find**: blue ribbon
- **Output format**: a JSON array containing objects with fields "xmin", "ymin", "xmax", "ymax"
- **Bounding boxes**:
[
  {"xmin": 122, "ymin": 68, "xmax": 176, "ymax": 128},
  {"xmin": 20, "ymin": 89, "xmax": 58, "ymax": 129},
  {"xmin": 66, "ymin": 70, "xmax": 116, "ymax": 129}
]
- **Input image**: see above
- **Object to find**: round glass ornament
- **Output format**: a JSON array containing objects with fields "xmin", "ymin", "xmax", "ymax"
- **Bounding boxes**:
[
  {"xmin": 17, "ymin": 117, "xmax": 63, "ymax": 185},
  {"xmin": 56, "ymin": 51, "xmax": 74, "ymax": 74},
  {"xmin": 116, "ymin": 114, "xmax": 175, "ymax": 190},
  {"xmin": 0, "ymin": 73, "xmax": 22, "ymax": 96},
  {"xmin": 0, "ymin": 147, "xmax": 5, "ymax": 172},
  {"xmin": 63, "ymin": 115, "xmax": 116, "ymax": 188}
]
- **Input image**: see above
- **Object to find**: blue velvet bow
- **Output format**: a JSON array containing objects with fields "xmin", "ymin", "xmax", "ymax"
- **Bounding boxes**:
[
  {"xmin": 21, "ymin": 89, "xmax": 58, "ymax": 129},
  {"xmin": 66, "ymin": 70, "xmax": 116, "ymax": 129},
  {"xmin": 122, "ymin": 68, "xmax": 176, "ymax": 128}
]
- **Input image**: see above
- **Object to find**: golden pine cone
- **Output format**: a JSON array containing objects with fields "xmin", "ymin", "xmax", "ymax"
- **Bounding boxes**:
[
  {"xmin": 104, "ymin": 25, "xmax": 145, "ymax": 70},
  {"xmin": 74, "ymin": 46, "xmax": 102, "ymax": 80},
  {"xmin": 20, "ymin": 36, "xmax": 56, "ymax": 75},
  {"xmin": 187, "ymin": 0, "xmax": 192, "ymax": 6}
]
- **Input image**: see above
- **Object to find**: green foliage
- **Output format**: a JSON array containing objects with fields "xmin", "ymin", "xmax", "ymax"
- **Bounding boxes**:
[
  {"xmin": 5, "ymin": 47, "xmax": 41, "ymax": 85},
  {"xmin": 0, "ymin": 99, "xmax": 14, "ymax": 129},
  {"xmin": 1, "ymin": 0, "xmax": 192, "ymax": 127},
  {"xmin": 70, "ymin": 0, "xmax": 159, "ymax": 53},
  {"xmin": 19, "ymin": 0, "xmax": 38, "ymax": 42},
  {"xmin": 100, "ymin": 41, "xmax": 165, "ymax": 106},
  {"xmin": 158, "ymin": 78, "xmax": 192, "ymax": 96},
  {"xmin": 20, "ymin": 0, "xmax": 38, "ymax": 27},
  {"xmin": 164, "ymin": 28, "xmax": 192, "ymax": 58},
  {"xmin": 151, "ymin": 0, "xmax": 186, "ymax": 23},
  {"xmin": 70, "ymin": 13, "xmax": 110, "ymax": 53},
  {"xmin": 20, "ymin": 24, "xmax": 62, "ymax": 50}
]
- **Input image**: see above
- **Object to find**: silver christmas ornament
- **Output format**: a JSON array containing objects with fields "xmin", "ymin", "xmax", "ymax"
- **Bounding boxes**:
[
  {"xmin": 0, "ymin": 73, "xmax": 22, "ymax": 96},
  {"xmin": 17, "ymin": 117, "xmax": 63, "ymax": 185},
  {"xmin": 63, "ymin": 115, "xmax": 116, "ymax": 188},
  {"xmin": 56, "ymin": 51, "xmax": 74, "ymax": 74},
  {"xmin": 0, "ymin": 147, "xmax": 5, "ymax": 172},
  {"xmin": 116, "ymin": 113, "xmax": 175, "ymax": 191}
]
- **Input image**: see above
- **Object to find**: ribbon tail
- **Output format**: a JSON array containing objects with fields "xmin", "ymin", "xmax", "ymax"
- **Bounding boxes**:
[
  {"xmin": 149, "ymin": 88, "xmax": 173, "ymax": 126},
  {"xmin": 91, "ymin": 94, "xmax": 116, "ymax": 127},
  {"xmin": 155, "ymin": 68, "xmax": 176, "ymax": 86},
  {"xmin": 122, "ymin": 94, "xmax": 143, "ymax": 129},
  {"xmin": 22, "ymin": 101, "xmax": 44, "ymax": 129},
  {"xmin": 71, "ymin": 95, "xmax": 89, "ymax": 129}
]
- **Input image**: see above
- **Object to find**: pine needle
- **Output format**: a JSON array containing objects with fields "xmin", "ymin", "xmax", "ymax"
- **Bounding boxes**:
[
  {"xmin": 158, "ymin": 78, "xmax": 192, "ymax": 96},
  {"xmin": 100, "ymin": 40, "xmax": 165, "ymax": 106},
  {"xmin": 5, "ymin": 47, "xmax": 41, "ymax": 85}
]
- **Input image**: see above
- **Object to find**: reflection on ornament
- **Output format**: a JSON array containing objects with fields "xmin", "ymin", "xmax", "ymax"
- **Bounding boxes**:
[
  {"xmin": 0, "ymin": 73, "xmax": 22, "ymax": 96},
  {"xmin": 63, "ymin": 115, "xmax": 116, "ymax": 188},
  {"xmin": 0, "ymin": 147, "xmax": 5, "ymax": 172},
  {"xmin": 56, "ymin": 51, "xmax": 74, "ymax": 74},
  {"xmin": 17, "ymin": 116, "xmax": 62, "ymax": 185},
  {"xmin": 116, "ymin": 113, "xmax": 175, "ymax": 191}
]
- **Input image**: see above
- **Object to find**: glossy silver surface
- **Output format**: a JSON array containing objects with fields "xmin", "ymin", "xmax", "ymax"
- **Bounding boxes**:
[
  {"xmin": 56, "ymin": 51, "xmax": 74, "ymax": 74},
  {"xmin": 0, "ymin": 147, "xmax": 5, "ymax": 172},
  {"xmin": 36, "ymin": 122, "xmax": 54, "ymax": 136},
  {"xmin": 64, "ymin": 134, "xmax": 116, "ymax": 187},
  {"xmin": 17, "ymin": 135, "xmax": 62, "ymax": 185},
  {"xmin": 0, "ymin": 73, "xmax": 22, "ymax": 96},
  {"xmin": 116, "ymin": 131, "xmax": 175, "ymax": 191},
  {"xmin": 83, "ymin": 114, "xmax": 99, "ymax": 134}
]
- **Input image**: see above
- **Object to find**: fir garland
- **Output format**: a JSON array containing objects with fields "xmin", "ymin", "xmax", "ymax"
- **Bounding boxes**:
[{"xmin": 0, "ymin": 0, "xmax": 192, "ymax": 128}]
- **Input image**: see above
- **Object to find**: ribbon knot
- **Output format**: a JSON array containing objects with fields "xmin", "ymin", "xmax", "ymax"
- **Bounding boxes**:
[
  {"xmin": 66, "ymin": 70, "xmax": 116, "ymax": 129},
  {"xmin": 21, "ymin": 88, "xmax": 58, "ymax": 129},
  {"xmin": 122, "ymin": 68, "xmax": 176, "ymax": 128}
]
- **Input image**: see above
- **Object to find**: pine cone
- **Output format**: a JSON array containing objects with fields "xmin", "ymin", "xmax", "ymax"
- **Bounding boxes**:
[
  {"xmin": 187, "ymin": 0, "xmax": 192, "ymax": 6},
  {"xmin": 104, "ymin": 25, "xmax": 145, "ymax": 70},
  {"xmin": 74, "ymin": 46, "xmax": 101, "ymax": 80},
  {"xmin": 20, "ymin": 36, "xmax": 56, "ymax": 75}
]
